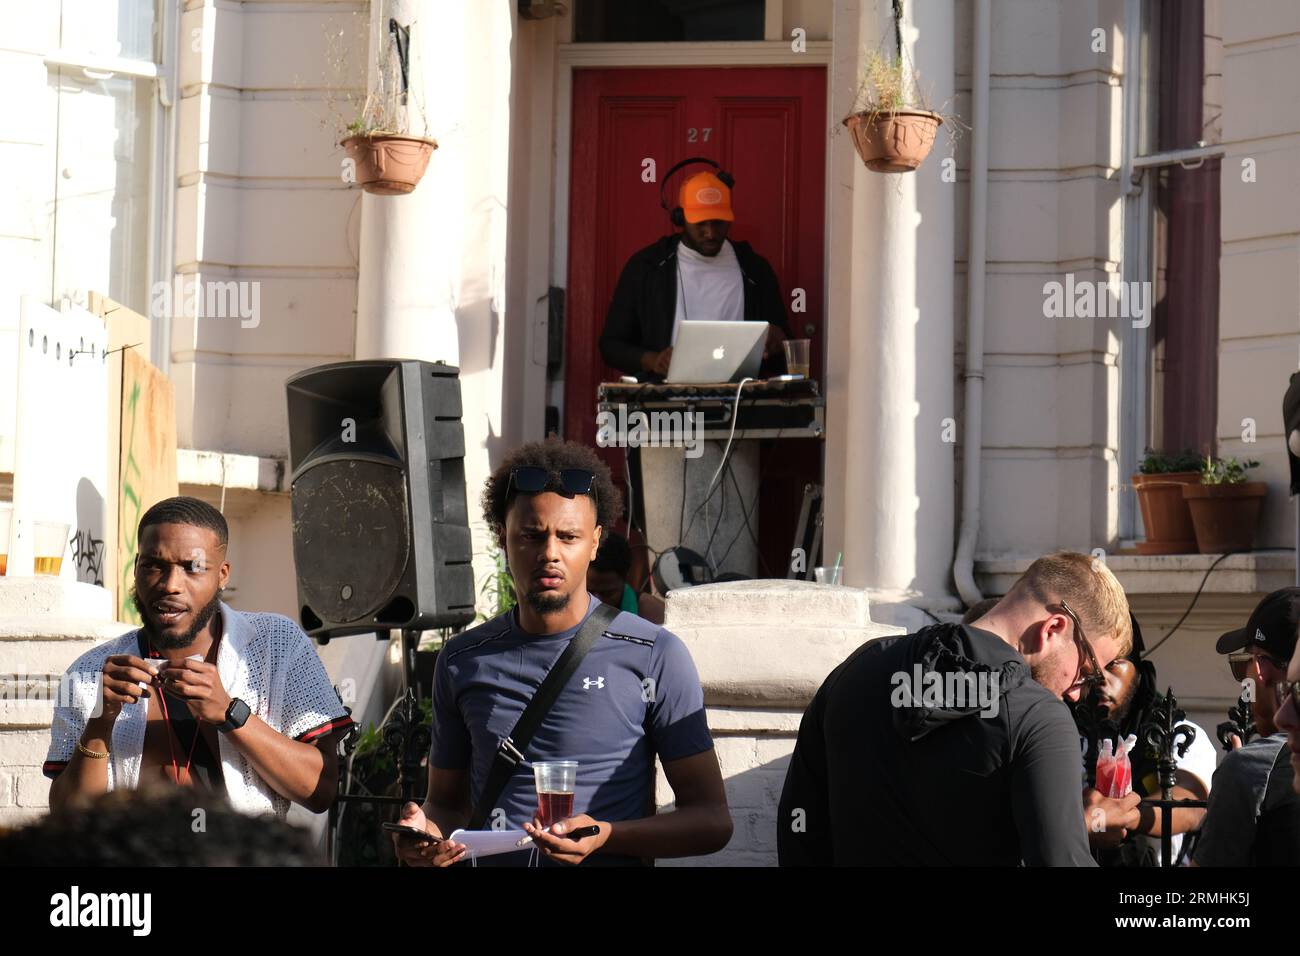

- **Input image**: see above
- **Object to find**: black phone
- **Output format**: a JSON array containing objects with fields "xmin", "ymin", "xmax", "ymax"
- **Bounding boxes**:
[{"xmin": 382, "ymin": 822, "xmax": 441, "ymax": 844}]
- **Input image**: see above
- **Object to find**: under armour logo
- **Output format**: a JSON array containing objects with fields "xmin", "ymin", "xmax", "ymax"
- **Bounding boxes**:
[{"xmin": 582, "ymin": 677, "xmax": 605, "ymax": 690}]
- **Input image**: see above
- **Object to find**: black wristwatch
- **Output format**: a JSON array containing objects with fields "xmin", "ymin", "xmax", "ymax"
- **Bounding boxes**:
[{"xmin": 219, "ymin": 697, "xmax": 251, "ymax": 733}]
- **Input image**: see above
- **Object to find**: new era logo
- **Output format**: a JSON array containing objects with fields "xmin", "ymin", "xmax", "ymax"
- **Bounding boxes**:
[
  {"xmin": 1257, "ymin": 628, "xmax": 1267, "ymax": 643},
  {"xmin": 582, "ymin": 677, "xmax": 605, "ymax": 690}
]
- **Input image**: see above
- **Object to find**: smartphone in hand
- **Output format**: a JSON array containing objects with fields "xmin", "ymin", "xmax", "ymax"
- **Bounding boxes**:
[{"xmin": 381, "ymin": 822, "xmax": 441, "ymax": 844}]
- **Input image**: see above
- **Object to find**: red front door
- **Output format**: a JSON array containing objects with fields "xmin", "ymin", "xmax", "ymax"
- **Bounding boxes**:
[{"xmin": 564, "ymin": 65, "xmax": 827, "ymax": 571}]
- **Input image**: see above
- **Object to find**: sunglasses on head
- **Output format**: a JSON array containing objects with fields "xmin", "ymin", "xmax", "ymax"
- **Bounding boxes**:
[{"xmin": 507, "ymin": 467, "xmax": 597, "ymax": 501}]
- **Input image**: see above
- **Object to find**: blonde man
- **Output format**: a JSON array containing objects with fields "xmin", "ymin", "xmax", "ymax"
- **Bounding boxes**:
[{"xmin": 778, "ymin": 551, "xmax": 1133, "ymax": 866}]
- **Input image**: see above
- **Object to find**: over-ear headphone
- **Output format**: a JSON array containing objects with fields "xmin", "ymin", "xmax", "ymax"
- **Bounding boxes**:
[{"xmin": 659, "ymin": 156, "xmax": 736, "ymax": 228}]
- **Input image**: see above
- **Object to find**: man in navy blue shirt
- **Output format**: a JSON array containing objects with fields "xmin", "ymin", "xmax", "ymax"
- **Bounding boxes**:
[{"xmin": 393, "ymin": 439, "xmax": 732, "ymax": 866}]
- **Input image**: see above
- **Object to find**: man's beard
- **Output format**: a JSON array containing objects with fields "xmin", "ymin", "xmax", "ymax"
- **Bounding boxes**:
[
  {"xmin": 1030, "ymin": 644, "xmax": 1072, "ymax": 697},
  {"xmin": 524, "ymin": 588, "xmax": 571, "ymax": 615},
  {"xmin": 1108, "ymin": 694, "xmax": 1135, "ymax": 727},
  {"xmin": 131, "ymin": 588, "xmax": 222, "ymax": 650}
]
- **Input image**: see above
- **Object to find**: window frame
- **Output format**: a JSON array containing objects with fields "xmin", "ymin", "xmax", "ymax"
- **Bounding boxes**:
[
  {"xmin": 1118, "ymin": 0, "xmax": 1224, "ymax": 542},
  {"xmin": 42, "ymin": 0, "xmax": 177, "ymax": 370}
]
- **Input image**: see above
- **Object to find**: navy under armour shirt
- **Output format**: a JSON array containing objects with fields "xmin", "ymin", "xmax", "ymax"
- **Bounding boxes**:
[{"xmin": 429, "ymin": 593, "xmax": 714, "ymax": 865}]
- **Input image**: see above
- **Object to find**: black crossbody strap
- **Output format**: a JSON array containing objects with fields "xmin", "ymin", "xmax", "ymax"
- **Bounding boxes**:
[{"xmin": 467, "ymin": 602, "xmax": 619, "ymax": 831}]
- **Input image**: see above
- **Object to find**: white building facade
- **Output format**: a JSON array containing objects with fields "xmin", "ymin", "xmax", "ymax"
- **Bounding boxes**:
[{"xmin": 1, "ymin": 0, "xmax": 1297, "ymax": 859}]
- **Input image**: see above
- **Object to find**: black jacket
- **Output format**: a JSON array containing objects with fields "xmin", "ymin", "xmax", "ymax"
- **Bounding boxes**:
[
  {"xmin": 777, "ymin": 623, "xmax": 1097, "ymax": 867},
  {"xmin": 598, "ymin": 234, "xmax": 792, "ymax": 378}
]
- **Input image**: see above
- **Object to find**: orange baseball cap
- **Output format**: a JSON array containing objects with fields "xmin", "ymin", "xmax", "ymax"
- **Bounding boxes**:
[{"xmin": 679, "ymin": 171, "xmax": 734, "ymax": 223}]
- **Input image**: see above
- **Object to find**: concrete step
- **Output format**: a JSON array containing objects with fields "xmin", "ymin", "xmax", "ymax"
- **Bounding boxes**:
[
  {"xmin": 0, "ymin": 617, "xmax": 132, "ymax": 731},
  {"xmin": 0, "ymin": 578, "xmax": 113, "ymax": 618}
]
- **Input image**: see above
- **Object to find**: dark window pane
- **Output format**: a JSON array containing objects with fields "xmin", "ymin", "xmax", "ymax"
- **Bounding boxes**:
[{"xmin": 574, "ymin": 0, "xmax": 765, "ymax": 42}]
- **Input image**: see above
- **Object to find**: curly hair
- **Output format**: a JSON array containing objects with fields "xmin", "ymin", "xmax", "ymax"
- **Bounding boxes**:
[
  {"xmin": 138, "ymin": 495, "xmax": 229, "ymax": 550},
  {"xmin": 482, "ymin": 439, "xmax": 622, "ymax": 537},
  {"xmin": 0, "ymin": 787, "xmax": 323, "ymax": 866},
  {"xmin": 591, "ymin": 529, "xmax": 632, "ymax": 577}
]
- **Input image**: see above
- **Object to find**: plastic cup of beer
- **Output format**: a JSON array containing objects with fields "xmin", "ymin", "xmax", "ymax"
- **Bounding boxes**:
[
  {"xmin": 533, "ymin": 760, "xmax": 577, "ymax": 830},
  {"xmin": 782, "ymin": 338, "xmax": 811, "ymax": 378},
  {"xmin": 0, "ymin": 504, "xmax": 12, "ymax": 576},
  {"xmin": 33, "ymin": 521, "xmax": 70, "ymax": 576}
]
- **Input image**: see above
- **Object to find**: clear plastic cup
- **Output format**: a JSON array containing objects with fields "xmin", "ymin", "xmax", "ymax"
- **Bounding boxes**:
[
  {"xmin": 782, "ymin": 338, "xmax": 811, "ymax": 377},
  {"xmin": 0, "ymin": 504, "xmax": 12, "ymax": 576},
  {"xmin": 533, "ymin": 760, "xmax": 577, "ymax": 829},
  {"xmin": 33, "ymin": 521, "xmax": 70, "ymax": 576},
  {"xmin": 814, "ymin": 566, "xmax": 843, "ymax": 585}
]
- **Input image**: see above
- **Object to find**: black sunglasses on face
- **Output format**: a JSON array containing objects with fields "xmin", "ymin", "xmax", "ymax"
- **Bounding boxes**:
[
  {"xmin": 1228, "ymin": 651, "xmax": 1254, "ymax": 683},
  {"xmin": 1056, "ymin": 600, "xmax": 1104, "ymax": 692},
  {"xmin": 507, "ymin": 467, "xmax": 597, "ymax": 502}
]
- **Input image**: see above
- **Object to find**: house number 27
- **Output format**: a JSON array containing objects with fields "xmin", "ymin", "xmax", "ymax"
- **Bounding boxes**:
[{"xmin": 687, "ymin": 127, "xmax": 712, "ymax": 143}]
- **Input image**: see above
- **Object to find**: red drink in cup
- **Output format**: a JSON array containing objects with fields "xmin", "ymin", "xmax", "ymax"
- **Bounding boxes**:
[
  {"xmin": 1111, "ymin": 739, "xmax": 1133, "ymax": 797},
  {"xmin": 1095, "ymin": 739, "xmax": 1116, "ymax": 796},
  {"xmin": 533, "ymin": 760, "xmax": 577, "ymax": 829}
]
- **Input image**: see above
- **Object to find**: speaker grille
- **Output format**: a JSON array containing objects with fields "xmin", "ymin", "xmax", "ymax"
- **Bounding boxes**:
[{"xmin": 291, "ymin": 459, "xmax": 410, "ymax": 625}]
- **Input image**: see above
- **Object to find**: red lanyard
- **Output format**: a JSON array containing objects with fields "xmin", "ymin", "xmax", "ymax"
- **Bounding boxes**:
[
  {"xmin": 155, "ymin": 682, "xmax": 201, "ymax": 784},
  {"xmin": 149, "ymin": 638, "xmax": 220, "ymax": 785}
]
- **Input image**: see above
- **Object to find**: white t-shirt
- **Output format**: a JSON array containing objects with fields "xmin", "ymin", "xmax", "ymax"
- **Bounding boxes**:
[
  {"xmin": 1079, "ymin": 719, "xmax": 1217, "ymax": 865},
  {"xmin": 670, "ymin": 238, "xmax": 744, "ymax": 346}
]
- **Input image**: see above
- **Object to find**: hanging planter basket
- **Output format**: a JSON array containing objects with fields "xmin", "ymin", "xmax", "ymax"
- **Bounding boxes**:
[
  {"xmin": 843, "ymin": 110, "xmax": 942, "ymax": 173},
  {"xmin": 341, "ymin": 133, "xmax": 437, "ymax": 195}
]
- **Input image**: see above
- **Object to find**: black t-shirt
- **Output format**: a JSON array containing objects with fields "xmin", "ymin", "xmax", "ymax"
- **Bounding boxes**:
[{"xmin": 137, "ymin": 631, "xmax": 225, "ymax": 792}]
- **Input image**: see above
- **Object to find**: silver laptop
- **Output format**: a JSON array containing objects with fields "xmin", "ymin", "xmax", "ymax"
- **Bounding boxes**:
[{"xmin": 665, "ymin": 321, "xmax": 767, "ymax": 384}]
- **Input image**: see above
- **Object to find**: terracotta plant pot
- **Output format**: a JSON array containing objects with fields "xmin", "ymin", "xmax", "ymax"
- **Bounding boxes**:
[
  {"xmin": 843, "ymin": 109, "xmax": 943, "ymax": 172},
  {"xmin": 1181, "ymin": 481, "xmax": 1268, "ymax": 554},
  {"xmin": 1132, "ymin": 472, "xmax": 1200, "ymax": 555},
  {"xmin": 340, "ymin": 133, "xmax": 437, "ymax": 195}
]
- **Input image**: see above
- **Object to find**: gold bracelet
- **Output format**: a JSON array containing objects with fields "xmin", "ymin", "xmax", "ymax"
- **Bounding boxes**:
[{"xmin": 76, "ymin": 739, "xmax": 109, "ymax": 760}]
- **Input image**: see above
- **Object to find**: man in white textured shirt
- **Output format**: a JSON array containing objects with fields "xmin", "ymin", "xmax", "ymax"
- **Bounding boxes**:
[
  {"xmin": 599, "ymin": 168, "xmax": 790, "ymax": 381},
  {"xmin": 44, "ymin": 496, "xmax": 353, "ymax": 818}
]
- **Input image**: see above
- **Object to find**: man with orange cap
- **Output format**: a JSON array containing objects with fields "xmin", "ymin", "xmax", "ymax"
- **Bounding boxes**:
[{"xmin": 599, "ymin": 168, "xmax": 790, "ymax": 380}]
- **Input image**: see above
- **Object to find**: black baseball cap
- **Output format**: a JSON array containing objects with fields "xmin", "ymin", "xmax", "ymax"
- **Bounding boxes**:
[{"xmin": 1215, "ymin": 587, "xmax": 1300, "ymax": 660}]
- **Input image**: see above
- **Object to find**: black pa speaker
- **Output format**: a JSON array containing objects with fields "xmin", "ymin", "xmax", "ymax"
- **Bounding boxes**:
[{"xmin": 285, "ymin": 360, "xmax": 476, "ymax": 638}]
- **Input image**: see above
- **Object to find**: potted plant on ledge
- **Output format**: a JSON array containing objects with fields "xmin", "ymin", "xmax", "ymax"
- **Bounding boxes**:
[
  {"xmin": 1182, "ymin": 456, "xmax": 1266, "ymax": 554},
  {"xmin": 1131, "ymin": 448, "xmax": 1202, "ymax": 554}
]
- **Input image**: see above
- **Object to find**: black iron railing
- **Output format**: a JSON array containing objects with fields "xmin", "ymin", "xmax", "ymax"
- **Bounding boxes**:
[
  {"xmin": 326, "ymin": 628, "xmax": 440, "ymax": 866},
  {"xmin": 1076, "ymin": 685, "xmax": 1209, "ymax": 866}
]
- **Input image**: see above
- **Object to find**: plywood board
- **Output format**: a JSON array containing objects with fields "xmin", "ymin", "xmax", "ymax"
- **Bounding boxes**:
[{"xmin": 116, "ymin": 346, "xmax": 178, "ymax": 624}]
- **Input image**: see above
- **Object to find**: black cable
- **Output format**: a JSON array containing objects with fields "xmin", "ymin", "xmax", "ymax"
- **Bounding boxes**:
[
  {"xmin": 1143, "ymin": 550, "xmax": 1242, "ymax": 658},
  {"xmin": 680, "ymin": 431, "xmax": 738, "ymax": 546},
  {"xmin": 701, "ymin": 454, "xmax": 729, "ymax": 571},
  {"xmin": 678, "ymin": 437, "xmax": 689, "ymax": 545},
  {"xmin": 716, "ymin": 425, "xmax": 779, "ymax": 575}
]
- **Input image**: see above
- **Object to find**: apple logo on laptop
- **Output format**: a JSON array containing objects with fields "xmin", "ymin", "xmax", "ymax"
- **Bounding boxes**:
[{"xmin": 712, "ymin": 346, "xmax": 726, "ymax": 360}]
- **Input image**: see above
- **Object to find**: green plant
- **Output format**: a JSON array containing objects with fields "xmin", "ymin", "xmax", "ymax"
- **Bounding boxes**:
[
  {"xmin": 318, "ymin": 9, "xmax": 429, "ymax": 141},
  {"xmin": 1138, "ymin": 448, "xmax": 1203, "ymax": 475},
  {"xmin": 852, "ymin": 51, "xmax": 928, "ymax": 121},
  {"xmin": 350, "ymin": 696, "xmax": 435, "ymax": 778},
  {"xmin": 476, "ymin": 538, "xmax": 516, "ymax": 622},
  {"xmin": 1200, "ymin": 456, "xmax": 1260, "ymax": 485}
]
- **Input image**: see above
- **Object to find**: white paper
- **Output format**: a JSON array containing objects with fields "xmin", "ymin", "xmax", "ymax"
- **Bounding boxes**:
[{"xmin": 447, "ymin": 828, "xmax": 530, "ymax": 858}]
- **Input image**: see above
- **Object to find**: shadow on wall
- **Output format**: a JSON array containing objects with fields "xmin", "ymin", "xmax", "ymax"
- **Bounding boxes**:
[
  {"xmin": 454, "ymin": 296, "xmax": 499, "ymax": 377},
  {"xmin": 74, "ymin": 476, "xmax": 106, "ymax": 587}
]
